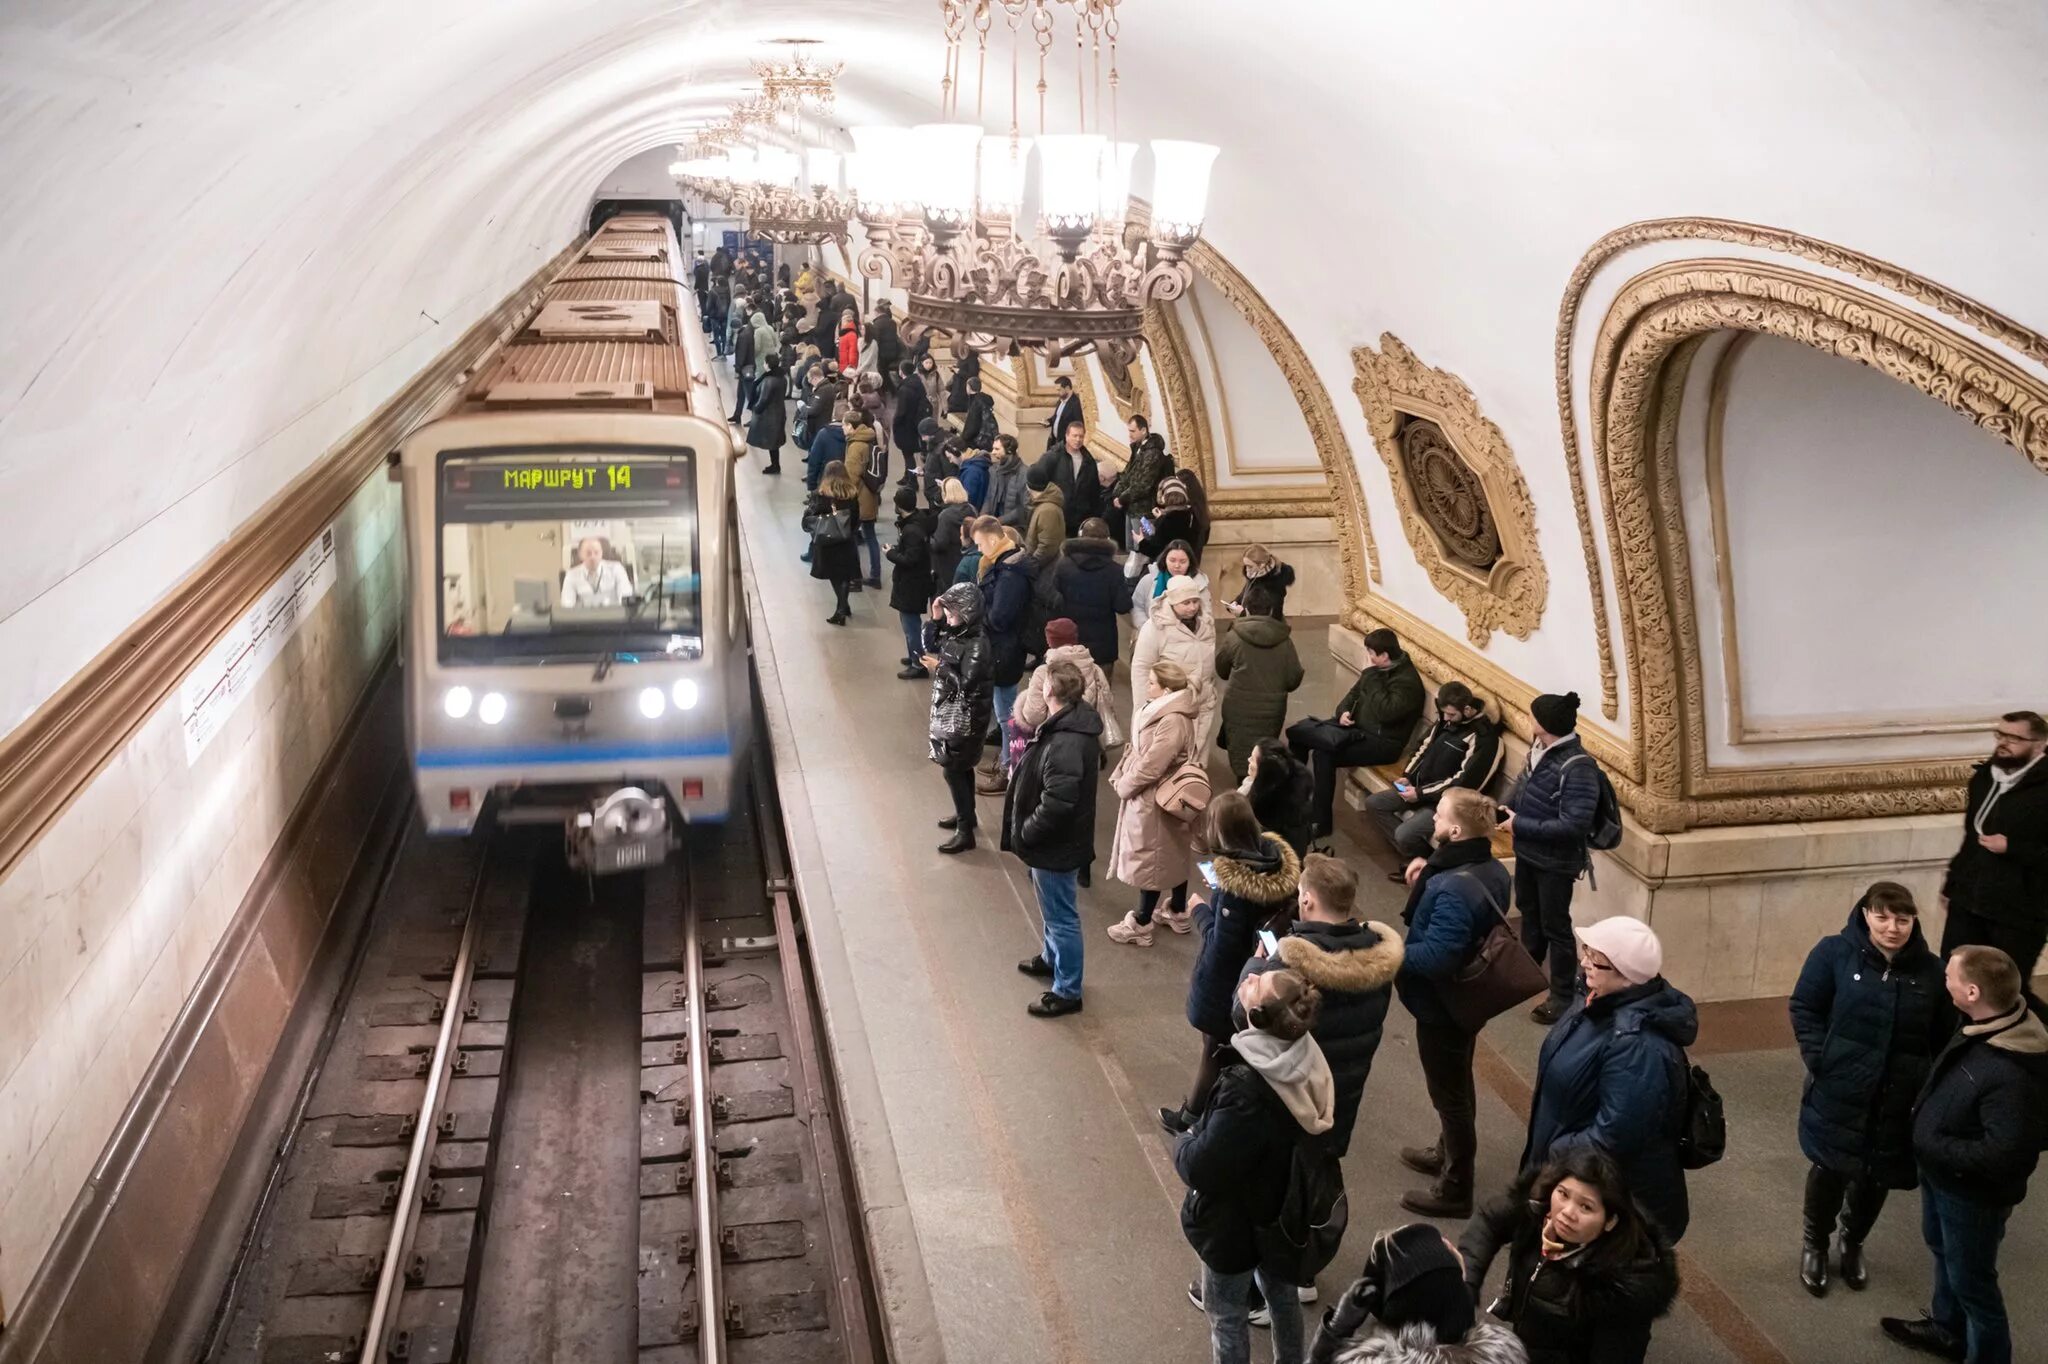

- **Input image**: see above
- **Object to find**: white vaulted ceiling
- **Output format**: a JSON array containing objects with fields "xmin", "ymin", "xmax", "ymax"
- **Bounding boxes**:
[{"xmin": 4, "ymin": 0, "xmax": 2048, "ymax": 733}]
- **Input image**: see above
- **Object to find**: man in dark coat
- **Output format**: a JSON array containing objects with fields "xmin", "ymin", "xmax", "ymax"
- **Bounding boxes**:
[
  {"xmin": 1285, "ymin": 627, "xmax": 1426, "ymax": 842},
  {"xmin": 958, "ymin": 376, "xmax": 998, "ymax": 451},
  {"xmin": 1044, "ymin": 374, "xmax": 1083, "ymax": 451},
  {"xmin": 1789, "ymin": 884, "xmax": 1951, "ymax": 1296},
  {"xmin": 886, "ymin": 487, "xmax": 937, "ymax": 680},
  {"xmin": 1939, "ymin": 711, "xmax": 2048, "ymax": 989},
  {"xmin": 1520, "ymin": 915, "xmax": 1697, "ymax": 1244},
  {"xmin": 1395, "ymin": 789, "xmax": 1514, "ymax": 1219},
  {"xmin": 973, "ymin": 519, "xmax": 1034, "ymax": 782},
  {"xmin": 892, "ymin": 359, "xmax": 932, "ymax": 463},
  {"xmin": 1002, "ymin": 661, "xmax": 1103, "ymax": 1017},
  {"xmin": 869, "ymin": 301, "xmax": 903, "ymax": 378},
  {"xmin": 1500, "ymin": 691, "xmax": 1604, "ymax": 1022},
  {"xmin": 1242, "ymin": 852, "xmax": 1401, "ymax": 1156},
  {"xmin": 1883, "ymin": 945, "xmax": 2048, "ymax": 1364},
  {"xmin": 1033, "ymin": 421, "xmax": 1103, "ymax": 536},
  {"xmin": 1110, "ymin": 413, "xmax": 1173, "ymax": 546},
  {"xmin": 1051, "ymin": 519, "xmax": 1134, "ymax": 675},
  {"xmin": 727, "ymin": 311, "xmax": 756, "ymax": 424},
  {"xmin": 1365, "ymin": 682, "xmax": 1501, "ymax": 867}
]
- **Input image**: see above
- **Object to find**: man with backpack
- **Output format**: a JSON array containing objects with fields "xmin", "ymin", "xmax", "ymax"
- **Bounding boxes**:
[
  {"xmin": 1176, "ymin": 967, "xmax": 1337, "ymax": 1364},
  {"xmin": 1500, "ymin": 690, "xmax": 1611, "ymax": 1024}
]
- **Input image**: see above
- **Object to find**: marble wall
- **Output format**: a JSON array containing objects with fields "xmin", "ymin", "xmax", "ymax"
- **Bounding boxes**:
[{"xmin": 0, "ymin": 473, "xmax": 401, "ymax": 1313}]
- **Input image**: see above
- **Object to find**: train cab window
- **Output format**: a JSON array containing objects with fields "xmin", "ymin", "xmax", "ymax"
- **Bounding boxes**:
[{"xmin": 436, "ymin": 449, "xmax": 702, "ymax": 664}]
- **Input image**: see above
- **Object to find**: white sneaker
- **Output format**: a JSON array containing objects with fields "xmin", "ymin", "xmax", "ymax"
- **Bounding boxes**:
[
  {"xmin": 1106, "ymin": 911, "xmax": 1153, "ymax": 947},
  {"xmin": 1297, "ymin": 1284, "xmax": 1318, "ymax": 1304},
  {"xmin": 1154, "ymin": 904, "xmax": 1194, "ymax": 935}
]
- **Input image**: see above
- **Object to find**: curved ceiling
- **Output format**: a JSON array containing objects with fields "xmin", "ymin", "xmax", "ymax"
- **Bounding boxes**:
[{"xmin": 5, "ymin": 0, "xmax": 2048, "ymax": 731}]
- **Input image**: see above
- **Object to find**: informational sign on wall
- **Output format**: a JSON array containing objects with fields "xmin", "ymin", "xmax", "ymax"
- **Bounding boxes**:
[{"xmin": 179, "ymin": 525, "xmax": 338, "ymax": 765}]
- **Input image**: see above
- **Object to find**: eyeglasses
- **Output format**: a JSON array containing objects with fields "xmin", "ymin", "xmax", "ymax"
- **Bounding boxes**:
[
  {"xmin": 1577, "ymin": 952, "xmax": 1620, "ymax": 975},
  {"xmin": 1993, "ymin": 730, "xmax": 2035, "ymax": 744}
]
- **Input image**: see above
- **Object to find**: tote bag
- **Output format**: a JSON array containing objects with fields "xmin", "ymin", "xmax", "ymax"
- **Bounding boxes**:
[{"xmin": 1437, "ymin": 870, "xmax": 1549, "ymax": 1033}]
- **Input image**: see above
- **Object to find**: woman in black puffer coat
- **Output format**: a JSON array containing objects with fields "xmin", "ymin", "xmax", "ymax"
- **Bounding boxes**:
[
  {"xmin": 1458, "ymin": 1149, "xmax": 1679, "ymax": 1364},
  {"xmin": 923, "ymin": 583, "xmax": 993, "ymax": 851},
  {"xmin": 1241, "ymin": 739, "xmax": 1314, "ymax": 859},
  {"xmin": 1786, "ymin": 882, "xmax": 1951, "ymax": 1296},
  {"xmin": 1160, "ymin": 792, "xmax": 1301, "ymax": 1133}
]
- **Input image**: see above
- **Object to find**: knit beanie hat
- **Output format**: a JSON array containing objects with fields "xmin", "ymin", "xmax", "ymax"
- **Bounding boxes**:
[
  {"xmin": 1045, "ymin": 617, "xmax": 1079, "ymax": 650},
  {"xmin": 1532, "ymin": 690, "xmax": 1580, "ymax": 735},
  {"xmin": 1161, "ymin": 575, "xmax": 1205, "ymax": 608},
  {"xmin": 1373, "ymin": 1223, "xmax": 1474, "ymax": 1342},
  {"xmin": 1027, "ymin": 465, "xmax": 1050, "ymax": 491},
  {"xmin": 1575, "ymin": 916, "xmax": 1663, "ymax": 985}
]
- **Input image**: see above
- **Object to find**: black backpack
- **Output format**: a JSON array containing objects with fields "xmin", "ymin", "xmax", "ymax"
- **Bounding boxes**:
[
  {"xmin": 1254, "ymin": 1136, "xmax": 1349, "ymax": 1285},
  {"xmin": 1561, "ymin": 753, "xmax": 1624, "ymax": 851},
  {"xmin": 1678, "ymin": 1058, "xmax": 1726, "ymax": 1170}
]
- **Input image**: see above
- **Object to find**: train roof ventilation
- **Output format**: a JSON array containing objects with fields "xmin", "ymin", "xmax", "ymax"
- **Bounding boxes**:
[
  {"xmin": 584, "ymin": 240, "xmax": 667, "ymax": 262},
  {"xmin": 482, "ymin": 380, "xmax": 656, "ymax": 408},
  {"xmin": 523, "ymin": 299, "xmax": 666, "ymax": 342}
]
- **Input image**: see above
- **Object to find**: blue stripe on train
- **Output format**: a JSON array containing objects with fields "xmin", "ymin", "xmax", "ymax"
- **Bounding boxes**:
[{"xmin": 416, "ymin": 738, "xmax": 733, "ymax": 768}]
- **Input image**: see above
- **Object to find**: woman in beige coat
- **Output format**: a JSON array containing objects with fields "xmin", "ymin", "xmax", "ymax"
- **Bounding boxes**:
[
  {"xmin": 1106, "ymin": 661, "xmax": 1201, "ymax": 948},
  {"xmin": 1130, "ymin": 575, "xmax": 1218, "ymax": 755}
]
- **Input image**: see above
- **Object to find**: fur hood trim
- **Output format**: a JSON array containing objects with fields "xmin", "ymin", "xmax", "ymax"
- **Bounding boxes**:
[
  {"xmin": 1331, "ymin": 1320, "xmax": 1527, "ymax": 1364},
  {"xmin": 1212, "ymin": 833, "xmax": 1301, "ymax": 903},
  {"xmin": 1277, "ymin": 921, "xmax": 1404, "ymax": 994}
]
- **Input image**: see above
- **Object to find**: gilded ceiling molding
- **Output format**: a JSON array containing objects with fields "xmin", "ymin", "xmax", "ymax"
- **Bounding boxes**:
[
  {"xmin": 1556, "ymin": 216, "xmax": 2048, "ymax": 722},
  {"xmin": 1352, "ymin": 334, "xmax": 1548, "ymax": 646},
  {"xmin": 1589, "ymin": 257, "xmax": 2048, "ymax": 831},
  {"xmin": 1142, "ymin": 299, "xmax": 1215, "ymax": 492}
]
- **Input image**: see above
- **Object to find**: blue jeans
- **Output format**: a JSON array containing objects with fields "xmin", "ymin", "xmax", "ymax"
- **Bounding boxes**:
[
  {"xmin": 860, "ymin": 519, "xmax": 882, "ymax": 581},
  {"xmin": 1203, "ymin": 1264, "xmax": 1302, "ymax": 1364},
  {"xmin": 899, "ymin": 611, "xmax": 925, "ymax": 663},
  {"xmin": 993, "ymin": 682, "xmax": 1019, "ymax": 768},
  {"xmin": 1923, "ymin": 1183, "xmax": 2011, "ymax": 1364},
  {"xmin": 1031, "ymin": 868, "xmax": 1082, "ymax": 1001}
]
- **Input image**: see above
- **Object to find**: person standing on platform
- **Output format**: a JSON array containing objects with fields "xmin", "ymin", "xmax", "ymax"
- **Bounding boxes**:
[
  {"xmin": 1365, "ymin": 683, "xmax": 1499, "ymax": 874},
  {"xmin": 892, "ymin": 359, "xmax": 932, "ymax": 464},
  {"xmin": 1132, "ymin": 575, "xmax": 1219, "ymax": 756},
  {"xmin": 1222, "ymin": 543, "xmax": 1295, "ymax": 620},
  {"xmin": 956, "ymin": 440, "xmax": 992, "ymax": 511},
  {"xmin": 1520, "ymin": 917, "xmax": 1696, "ymax": 1245},
  {"xmin": 1045, "ymin": 374, "xmax": 1083, "ymax": 450},
  {"xmin": 835, "ymin": 308, "xmax": 860, "ymax": 374},
  {"xmin": 869, "ymin": 299, "xmax": 902, "ymax": 387},
  {"xmin": 804, "ymin": 461, "xmax": 863, "ymax": 627},
  {"xmin": 751, "ymin": 308, "xmax": 779, "ymax": 394},
  {"xmin": 843, "ymin": 413, "xmax": 885, "ymax": 589},
  {"xmin": 1240, "ymin": 740, "xmax": 1315, "ymax": 862},
  {"xmin": 1394, "ymin": 789, "xmax": 1514, "ymax": 1221},
  {"xmin": 727, "ymin": 299, "xmax": 756, "ymax": 425},
  {"xmin": 744, "ymin": 352, "xmax": 788, "ymax": 476},
  {"xmin": 1938, "ymin": 711, "xmax": 2048, "ymax": 990},
  {"xmin": 983, "ymin": 434, "xmax": 1032, "ymax": 535},
  {"xmin": 1131, "ymin": 536, "xmax": 1206, "ymax": 635},
  {"xmin": 1105, "ymin": 660, "xmax": 1201, "ymax": 949},
  {"xmin": 924, "ymin": 583, "xmax": 993, "ymax": 854},
  {"xmin": 1004, "ymin": 660, "xmax": 1103, "ymax": 1018},
  {"xmin": 1035, "ymin": 420, "xmax": 1103, "ymax": 535},
  {"xmin": 887, "ymin": 486, "xmax": 936, "ymax": 680},
  {"xmin": 1499, "ymin": 691, "xmax": 1602, "ymax": 1023},
  {"xmin": 947, "ymin": 343, "xmax": 981, "ymax": 414},
  {"xmin": 930, "ymin": 478, "xmax": 973, "ymax": 589},
  {"xmin": 1052, "ymin": 517, "xmax": 1133, "ymax": 679},
  {"xmin": 1176, "ymin": 967, "xmax": 1332, "ymax": 1364},
  {"xmin": 1788, "ymin": 882, "xmax": 1951, "ymax": 1298},
  {"xmin": 1882, "ymin": 945, "xmax": 2048, "ymax": 1364},
  {"xmin": 1285, "ymin": 628, "xmax": 1426, "ymax": 844},
  {"xmin": 1111, "ymin": 413, "xmax": 1174, "ymax": 549},
  {"xmin": 1215, "ymin": 579, "xmax": 1305, "ymax": 783},
  {"xmin": 972, "ymin": 517, "xmax": 1033, "ymax": 791},
  {"xmin": 1022, "ymin": 466, "xmax": 1066, "ymax": 568},
  {"xmin": 959, "ymin": 375, "xmax": 998, "ymax": 451},
  {"xmin": 1162, "ymin": 793, "xmax": 1303, "ymax": 1132}
]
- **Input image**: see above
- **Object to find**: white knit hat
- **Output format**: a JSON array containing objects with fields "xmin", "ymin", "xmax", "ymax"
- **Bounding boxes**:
[{"xmin": 1574, "ymin": 916, "xmax": 1663, "ymax": 985}]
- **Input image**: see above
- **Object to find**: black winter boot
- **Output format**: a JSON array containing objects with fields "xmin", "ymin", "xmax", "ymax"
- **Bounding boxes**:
[
  {"xmin": 1837, "ymin": 1175, "xmax": 1885, "ymax": 1292},
  {"xmin": 1800, "ymin": 1165, "xmax": 1834, "ymax": 1297}
]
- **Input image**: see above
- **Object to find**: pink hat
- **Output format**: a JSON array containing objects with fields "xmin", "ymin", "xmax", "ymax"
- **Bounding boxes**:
[{"xmin": 1574, "ymin": 916, "xmax": 1663, "ymax": 985}]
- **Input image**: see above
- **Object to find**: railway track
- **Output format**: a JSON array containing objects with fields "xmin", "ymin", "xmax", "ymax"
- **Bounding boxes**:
[{"xmin": 199, "ymin": 715, "xmax": 881, "ymax": 1363}]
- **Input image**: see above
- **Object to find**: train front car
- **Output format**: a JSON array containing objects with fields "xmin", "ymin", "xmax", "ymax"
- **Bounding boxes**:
[{"xmin": 396, "ymin": 215, "xmax": 743, "ymax": 872}]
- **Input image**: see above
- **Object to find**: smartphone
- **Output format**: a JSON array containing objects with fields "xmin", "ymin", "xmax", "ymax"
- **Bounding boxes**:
[
  {"xmin": 1196, "ymin": 859, "xmax": 1218, "ymax": 887},
  {"xmin": 1393, "ymin": 778, "xmax": 1412, "ymax": 793},
  {"xmin": 1257, "ymin": 929, "xmax": 1280, "ymax": 956}
]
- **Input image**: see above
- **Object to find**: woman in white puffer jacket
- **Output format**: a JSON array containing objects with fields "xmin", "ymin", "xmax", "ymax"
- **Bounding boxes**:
[{"xmin": 1130, "ymin": 574, "xmax": 1218, "ymax": 754}]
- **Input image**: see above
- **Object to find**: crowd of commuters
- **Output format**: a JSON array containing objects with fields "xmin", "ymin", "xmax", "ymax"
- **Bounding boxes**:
[{"xmin": 704, "ymin": 252, "xmax": 2048, "ymax": 1364}]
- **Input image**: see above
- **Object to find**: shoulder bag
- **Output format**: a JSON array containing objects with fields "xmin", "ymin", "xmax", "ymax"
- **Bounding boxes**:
[
  {"xmin": 810, "ymin": 507, "xmax": 853, "ymax": 547},
  {"xmin": 1437, "ymin": 869, "xmax": 1549, "ymax": 1033}
]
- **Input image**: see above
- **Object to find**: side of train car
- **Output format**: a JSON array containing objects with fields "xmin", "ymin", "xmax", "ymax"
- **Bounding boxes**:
[{"xmin": 394, "ymin": 214, "xmax": 746, "ymax": 872}]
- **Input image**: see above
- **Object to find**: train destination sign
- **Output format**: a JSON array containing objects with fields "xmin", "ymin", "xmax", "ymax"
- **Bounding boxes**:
[{"xmin": 440, "ymin": 453, "xmax": 694, "ymax": 518}]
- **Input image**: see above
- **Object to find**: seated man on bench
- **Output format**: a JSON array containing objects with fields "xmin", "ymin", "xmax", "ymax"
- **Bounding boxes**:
[
  {"xmin": 1363, "ymin": 681, "xmax": 1501, "ymax": 876},
  {"xmin": 1286, "ymin": 627, "xmax": 1425, "ymax": 841}
]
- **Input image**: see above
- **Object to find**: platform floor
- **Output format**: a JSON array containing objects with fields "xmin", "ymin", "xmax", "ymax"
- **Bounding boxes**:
[{"xmin": 728, "ymin": 399, "xmax": 2046, "ymax": 1364}]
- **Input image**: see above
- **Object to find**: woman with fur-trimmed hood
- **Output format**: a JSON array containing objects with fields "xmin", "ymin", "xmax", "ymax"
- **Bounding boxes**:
[{"xmin": 1310, "ymin": 1223, "xmax": 1529, "ymax": 1364}]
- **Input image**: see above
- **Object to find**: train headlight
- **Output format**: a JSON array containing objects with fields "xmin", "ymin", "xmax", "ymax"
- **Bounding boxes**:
[
  {"xmin": 478, "ymin": 692, "xmax": 507, "ymax": 726},
  {"xmin": 671, "ymin": 679, "xmax": 700, "ymax": 710},
  {"xmin": 443, "ymin": 686, "xmax": 473, "ymax": 720},
  {"xmin": 638, "ymin": 686, "xmax": 667, "ymax": 719}
]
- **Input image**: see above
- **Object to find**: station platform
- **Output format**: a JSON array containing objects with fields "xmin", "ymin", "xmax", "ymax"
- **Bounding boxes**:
[{"xmin": 729, "ymin": 412, "xmax": 2047, "ymax": 1364}]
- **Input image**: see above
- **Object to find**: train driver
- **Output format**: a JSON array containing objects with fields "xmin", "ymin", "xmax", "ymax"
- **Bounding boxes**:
[{"xmin": 560, "ymin": 536, "xmax": 634, "ymax": 608}]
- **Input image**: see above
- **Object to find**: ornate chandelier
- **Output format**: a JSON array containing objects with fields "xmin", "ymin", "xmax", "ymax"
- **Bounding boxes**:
[
  {"xmin": 848, "ymin": 0, "xmax": 1217, "ymax": 358},
  {"xmin": 671, "ymin": 50, "xmax": 855, "ymax": 245}
]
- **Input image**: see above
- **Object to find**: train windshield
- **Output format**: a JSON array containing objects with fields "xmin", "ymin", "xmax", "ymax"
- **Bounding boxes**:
[{"xmin": 436, "ymin": 448, "xmax": 701, "ymax": 664}]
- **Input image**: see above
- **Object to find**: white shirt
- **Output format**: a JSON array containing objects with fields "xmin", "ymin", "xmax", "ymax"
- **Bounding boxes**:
[
  {"xmin": 560, "ymin": 559, "xmax": 634, "ymax": 608},
  {"xmin": 1976, "ymin": 752, "xmax": 2043, "ymax": 836}
]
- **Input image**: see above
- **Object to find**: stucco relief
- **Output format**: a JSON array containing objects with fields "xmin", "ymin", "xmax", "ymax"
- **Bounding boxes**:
[
  {"xmin": 1587, "ymin": 258, "xmax": 2048, "ymax": 831},
  {"xmin": 1352, "ymin": 335, "xmax": 1548, "ymax": 647},
  {"xmin": 1556, "ymin": 217, "xmax": 2048, "ymax": 721}
]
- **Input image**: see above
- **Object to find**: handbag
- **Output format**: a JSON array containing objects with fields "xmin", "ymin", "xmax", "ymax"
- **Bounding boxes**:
[
  {"xmin": 1153, "ymin": 754, "xmax": 1212, "ymax": 823},
  {"xmin": 1436, "ymin": 870, "xmax": 1549, "ymax": 1033},
  {"xmin": 810, "ymin": 508, "xmax": 853, "ymax": 547}
]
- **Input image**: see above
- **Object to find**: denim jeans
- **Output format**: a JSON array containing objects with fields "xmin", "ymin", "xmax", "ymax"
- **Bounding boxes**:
[
  {"xmin": 1031, "ymin": 867, "xmax": 1083, "ymax": 1001},
  {"xmin": 993, "ymin": 683, "xmax": 1020, "ymax": 768},
  {"xmin": 1203, "ymin": 1264, "xmax": 1302, "ymax": 1364},
  {"xmin": 1922, "ymin": 1183, "xmax": 2012, "ymax": 1364},
  {"xmin": 899, "ymin": 611, "xmax": 925, "ymax": 663},
  {"xmin": 859, "ymin": 519, "xmax": 882, "ymax": 581}
]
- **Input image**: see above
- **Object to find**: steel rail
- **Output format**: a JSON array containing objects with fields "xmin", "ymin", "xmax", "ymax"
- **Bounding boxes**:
[
  {"xmin": 683, "ymin": 867, "xmax": 726, "ymax": 1364},
  {"xmin": 358, "ymin": 859, "xmax": 491, "ymax": 1364}
]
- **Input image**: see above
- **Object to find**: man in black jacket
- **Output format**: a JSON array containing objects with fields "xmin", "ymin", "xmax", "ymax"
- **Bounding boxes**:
[
  {"xmin": 1044, "ymin": 374, "xmax": 1082, "ymax": 451},
  {"xmin": 1500, "ymin": 691, "xmax": 1603, "ymax": 1024},
  {"xmin": 1882, "ymin": 945, "xmax": 2048, "ymax": 1364},
  {"xmin": 1286, "ymin": 628, "xmax": 1427, "ymax": 842},
  {"xmin": 728, "ymin": 304, "xmax": 756, "ymax": 425},
  {"xmin": 958, "ymin": 376, "xmax": 998, "ymax": 451},
  {"xmin": 1034, "ymin": 421, "xmax": 1102, "ymax": 535},
  {"xmin": 1940, "ymin": 711, "xmax": 2048, "ymax": 989},
  {"xmin": 1002, "ymin": 662, "xmax": 1103, "ymax": 1018},
  {"xmin": 1051, "ymin": 518, "xmax": 1134, "ymax": 676},
  {"xmin": 1363, "ymin": 682, "xmax": 1499, "ymax": 871}
]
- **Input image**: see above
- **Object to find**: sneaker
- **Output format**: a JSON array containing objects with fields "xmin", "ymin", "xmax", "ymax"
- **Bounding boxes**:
[
  {"xmin": 1297, "ymin": 1284, "xmax": 1318, "ymax": 1304},
  {"xmin": 1158, "ymin": 1105, "xmax": 1193, "ymax": 1137},
  {"xmin": 1027, "ymin": 991, "xmax": 1083, "ymax": 1018},
  {"xmin": 1106, "ymin": 911, "xmax": 1153, "ymax": 947},
  {"xmin": 1186, "ymin": 1278, "xmax": 1268, "ymax": 1328},
  {"xmin": 1153, "ymin": 905, "xmax": 1193, "ymax": 935},
  {"xmin": 1017, "ymin": 955, "xmax": 1054, "ymax": 979}
]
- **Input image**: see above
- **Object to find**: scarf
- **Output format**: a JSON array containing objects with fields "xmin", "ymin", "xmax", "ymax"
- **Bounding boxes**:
[
  {"xmin": 1538, "ymin": 1215, "xmax": 1584, "ymax": 1261},
  {"xmin": 1402, "ymin": 835, "xmax": 1494, "ymax": 920}
]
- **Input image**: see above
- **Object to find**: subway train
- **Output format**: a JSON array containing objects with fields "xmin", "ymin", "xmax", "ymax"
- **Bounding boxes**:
[{"xmin": 392, "ymin": 213, "xmax": 746, "ymax": 872}]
